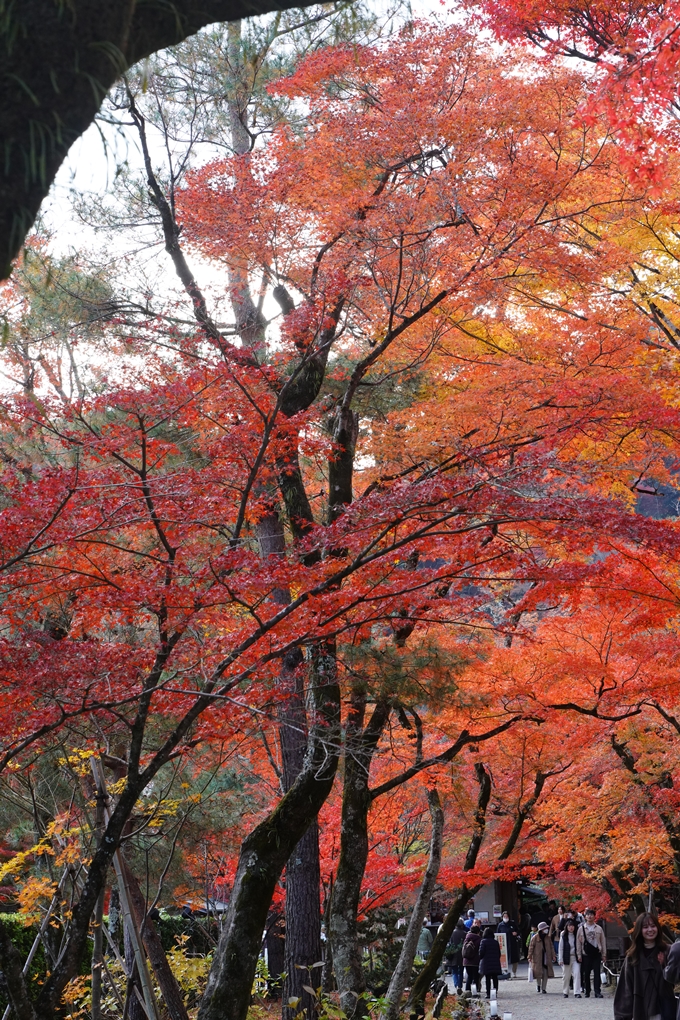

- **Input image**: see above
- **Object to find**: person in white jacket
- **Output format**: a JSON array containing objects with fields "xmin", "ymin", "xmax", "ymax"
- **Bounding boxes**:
[{"xmin": 559, "ymin": 917, "xmax": 582, "ymax": 998}]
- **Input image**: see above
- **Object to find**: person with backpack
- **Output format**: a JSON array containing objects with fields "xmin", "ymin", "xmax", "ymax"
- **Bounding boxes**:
[
  {"xmin": 577, "ymin": 908, "xmax": 607, "ymax": 999},
  {"xmin": 663, "ymin": 934, "xmax": 680, "ymax": 1020},
  {"xmin": 445, "ymin": 918, "xmax": 466, "ymax": 994},
  {"xmin": 479, "ymin": 926, "xmax": 503, "ymax": 1000},
  {"xmin": 462, "ymin": 920, "xmax": 482, "ymax": 994}
]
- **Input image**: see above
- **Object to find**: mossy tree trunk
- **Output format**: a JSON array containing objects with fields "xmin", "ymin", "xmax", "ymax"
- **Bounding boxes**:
[{"xmin": 197, "ymin": 654, "xmax": 341, "ymax": 1020}]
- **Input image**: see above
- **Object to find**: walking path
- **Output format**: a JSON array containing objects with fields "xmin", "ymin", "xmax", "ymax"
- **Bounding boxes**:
[{"xmin": 446, "ymin": 963, "xmax": 615, "ymax": 1019}]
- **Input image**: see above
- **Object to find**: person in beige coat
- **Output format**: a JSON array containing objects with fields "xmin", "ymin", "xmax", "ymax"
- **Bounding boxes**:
[
  {"xmin": 576, "ymin": 908, "xmax": 607, "ymax": 999},
  {"xmin": 529, "ymin": 921, "xmax": 556, "ymax": 994}
]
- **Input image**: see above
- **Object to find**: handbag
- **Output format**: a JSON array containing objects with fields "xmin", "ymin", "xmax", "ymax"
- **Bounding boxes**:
[{"xmin": 580, "ymin": 925, "xmax": 599, "ymax": 958}]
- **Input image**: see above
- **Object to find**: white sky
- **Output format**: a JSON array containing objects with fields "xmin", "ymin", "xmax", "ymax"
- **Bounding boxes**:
[{"xmin": 42, "ymin": 0, "xmax": 451, "ymax": 255}]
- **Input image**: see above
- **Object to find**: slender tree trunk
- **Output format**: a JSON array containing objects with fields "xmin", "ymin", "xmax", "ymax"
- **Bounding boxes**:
[
  {"xmin": 0, "ymin": 920, "xmax": 37, "ymax": 1020},
  {"xmin": 283, "ymin": 822, "xmax": 322, "ymax": 1017},
  {"xmin": 329, "ymin": 692, "xmax": 391, "ymax": 1019},
  {"xmin": 197, "ymin": 661, "xmax": 341, "ymax": 1020},
  {"xmin": 321, "ymin": 876, "xmax": 335, "ymax": 994},
  {"xmin": 279, "ymin": 647, "xmax": 323, "ymax": 1020},
  {"xmin": 91, "ymin": 887, "xmax": 106, "ymax": 1020},
  {"xmin": 383, "ymin": 789, "xmax": 444, "ymax": 1020},
  {"xmin": 124, "ymin": 924, "xmax": 146, "ymax": 1020},
  {"xmin": 122, "ymin": 861, "xmax": 190, "ymax": 1020},
  {"xmin": 91, "ymin": 784, "xmax": 106, "ymax": 1020},
  {"xmin": 223, "ymin": 15, "xmax": 328, "ymax": 996},
  {"xmin": 406, "ymin": 763, "xmax": 492, "ymax": 1014}
]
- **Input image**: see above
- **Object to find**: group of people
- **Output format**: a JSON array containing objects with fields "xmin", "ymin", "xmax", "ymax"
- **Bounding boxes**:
[
  {"xmin": 437, "ymin": 900, "xmax": 609, "ymax": 1001},
  {"xmin": 526, "ymin": 907, "xmax": 607, "ymax": 998},
  {"xmin": 442, "ymin": 914, "xmax": 504, "ymax": 999},
  {"xmin": 424, "ymin": 899, "xmax": 680, "ymax": 1017}
]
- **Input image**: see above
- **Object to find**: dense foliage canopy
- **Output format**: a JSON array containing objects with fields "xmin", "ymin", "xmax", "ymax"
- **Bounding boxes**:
[{"xmin": 3, "ymin": 4, "xmax": 680, "ymax": 1020}]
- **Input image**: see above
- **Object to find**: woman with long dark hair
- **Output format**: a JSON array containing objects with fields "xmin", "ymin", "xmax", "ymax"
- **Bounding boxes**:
[
  {"xmin": 614, "ymin": 913, "xmax": 676, "ymax": 1020},
  {"xmin": 559, "ymin": 916, "xmax": 582, "ymax": 998}
]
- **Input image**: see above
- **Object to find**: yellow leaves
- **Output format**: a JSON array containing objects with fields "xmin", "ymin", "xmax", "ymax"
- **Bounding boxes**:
[
  {"xmin": 108, "ymin": 776, "xmax": 128, "ymax": 796},
  {"xmin": 17, "ymin": 874, "xmax": 57, "ymax": 925},
  {"xmin": 168, "ymin": 936, "xmax": 213, "ymax": 996},
  {"xmin": 61, "ymin": 975, "xmax": 91, "ymax": 1019},
  {"xmin": 56, "ymin": 748, "xmax": 96, "ymax": 776},
  {"xmin": 0, "ymin": 839, "xmax": 52, "ymax": 883}
]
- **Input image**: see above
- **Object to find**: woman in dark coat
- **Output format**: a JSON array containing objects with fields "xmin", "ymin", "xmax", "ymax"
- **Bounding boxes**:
[
  {"xmin": 462, "ymin": 922, "xmax": 482, "ymax": 994},
  {"xmin": 663, "ymin": 940, "xmax": 680, "ymax": 1020},
  {"xmin": 614, "ymin": 913, "xmax": 675, "ymax": 1020},
  {"xmin": 479, "ymin": 926, "xmax": 503, "ymax": 999},
  {"xmin": 445, "ymin": 918, "xmax": 466, "ymax": 993},
  {"xmin": 496, "ymin": 911, "xmax": 520, "ymax": 976}
]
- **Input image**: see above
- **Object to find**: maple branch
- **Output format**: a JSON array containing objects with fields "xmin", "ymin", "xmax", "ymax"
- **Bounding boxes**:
[
  {"xmin": 645, "ymin": 700, "xmax": 680, "ymax": 737},
  {"xmin": 497, "ymin": 765, "xmax": 566, "ymax": 861},
  {"xmin": 0, "ymin": 484, "xmax": 75, "ymax": 574},
  {"xmin": 278, "ymin": 296, "xmax": 344, "ymax": 417},
  {"xmin": 369, "ymin": 717, "xmax": 520, "ymax": 800},
  {"xmin": 0, "ymin": 691, "xmax": 147, "ymax": 776},
  {"xmin": 341, "ymin": 289, "xmax": 448, "ymax": 413},
  {"xmin": 126, "ymin": 87, "xmax": 253, "ymax": 365},
  {"xmin": 464, "ymin": 761, "xmax": 493, "ymax": 869},
  {"xmin": 127, "ymin": 631, "xmax": 184, "ymax": 780},
  {"xmin": 546, "ymin": 700, "xmax": 645, "ymax": 722}
]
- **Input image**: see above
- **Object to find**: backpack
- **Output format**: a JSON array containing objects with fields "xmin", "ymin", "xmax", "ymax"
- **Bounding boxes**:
[{"xmin": 462, "ymin": 936, "xmax": 476, "ymax": 961}]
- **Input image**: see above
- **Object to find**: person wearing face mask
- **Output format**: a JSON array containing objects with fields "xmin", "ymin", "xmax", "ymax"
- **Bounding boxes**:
[
  {"xmin": 614, "ymin": 912, "xmax": 675, "ymax": 1020},
  {"xmin": 496, "ymin": 911, "xmax": 520, "ymax": 977},
  {"xmin": 529, "ymin": 921, "xmax": 556, "ymax": 994}
]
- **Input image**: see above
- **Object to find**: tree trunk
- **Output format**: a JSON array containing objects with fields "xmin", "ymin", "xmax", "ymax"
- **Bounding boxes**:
[
  {"xmin": 406, "ymin": 885, "xmax": 479, "ymax": 1018},
  {"xmin": 283, "ymin": 821, "xmax": 323, "ymax": 1019},
  {"xmin": 124, "ymin": 924, "xmax": 146, "ymax": 1020},
  {"xmin": 1, "ymin": 0, "xmax": 334, "ymax": 279},
  {"xmin": 91, "ymin": 887, "xmax": 106, "ymax": 1020},
  {"xmin": 383, "ymin": 789, "xmax": 444, "ymax": 1020},
  {"xmin": 279, "ymin": 646, "xmax": 323, "ymax": 1020},
  {"xmin": 0, "ymin": 919, "xmax": 37, "ymax": 1020},
  {"xmin": 197, "ymin": 657, "xmax": 341, "ymax": 1020},
  {"xmin": 406, "ymin": 763, "xmax": 492, "ymax": 1014},
  {"xmin": 123, "ymin": 861, "xmax": 190, "ymax": 1020},
  {"xmin": 265, "ymin": 912, "xmax": 286, "ymax": 994},
  {"xmin": 328, "ymin": 692, "xmax": 391, "ymax": 1019}
]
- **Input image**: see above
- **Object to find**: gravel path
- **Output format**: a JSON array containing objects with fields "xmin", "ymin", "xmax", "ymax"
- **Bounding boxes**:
[{"xmin": 446, "ymin": 962, "xmax": 615, "ymax": 1019}]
